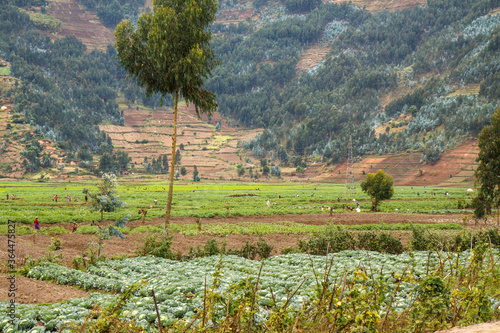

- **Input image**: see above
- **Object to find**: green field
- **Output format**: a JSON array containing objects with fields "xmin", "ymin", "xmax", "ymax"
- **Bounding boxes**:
[
  {"xmin": 0, "ymin": 66, "xmax": 10, "ymax": 75},
  {"xmin": 0, "ymin": 180, "xmax": 475, "ymax": 224}
]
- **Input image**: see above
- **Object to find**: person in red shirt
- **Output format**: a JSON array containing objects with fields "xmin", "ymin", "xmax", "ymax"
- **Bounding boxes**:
[{"xmin": 34, "ymin": 216, "xmax": 40, "ymax": 243}]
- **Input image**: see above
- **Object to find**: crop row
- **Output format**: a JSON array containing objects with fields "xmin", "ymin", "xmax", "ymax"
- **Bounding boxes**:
[{"xmin": 0, "ymin": 221, "xmax": 462, "ymax": 237}]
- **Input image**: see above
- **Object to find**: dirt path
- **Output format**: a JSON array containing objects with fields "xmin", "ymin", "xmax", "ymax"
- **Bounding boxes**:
[{"xmin": 435, "ymin": 321, "xmax": 500, "ymax": 333}]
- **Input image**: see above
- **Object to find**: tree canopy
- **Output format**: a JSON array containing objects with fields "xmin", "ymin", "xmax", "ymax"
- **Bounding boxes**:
[
  {"xmin": 474, "ymin": 106, "xmax": 500, "ymax": 223},
  {"xmin": 360, "ymin": 170, "xmax": 394, "ymax": 211},
  {"xmin": 114, "ymin": 0, "xmax": 219, "ymax": 116}
]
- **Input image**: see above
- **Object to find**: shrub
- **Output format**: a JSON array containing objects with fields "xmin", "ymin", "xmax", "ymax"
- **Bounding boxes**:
[
  {"xmin": 358, "ymin": 231, "xmax": 403, "ymax": 254},
  {"xmin": 298, "ymin": 226, "xmax": 357, "ymax": 255},
  {"xmin": 136, "ymin": 233, "xmax": 175, "ymax": 259},
  {"xmin": 281, "ymin": 246, "xmax": 299, "ymax": 255},
  {"xmin": 187, "ymin": 237, "xmax": 273, "ymax": 260},
  {"xmin": 48, "ymin": 237, "xmax": 61, "ymax": 251},
  {"xmin": 411, "ymin": 225, "xmax": 445, "ymax": 251},
  {"xmin": 256, "ymin": 237, "xmax": 273, "ymax": 259}
]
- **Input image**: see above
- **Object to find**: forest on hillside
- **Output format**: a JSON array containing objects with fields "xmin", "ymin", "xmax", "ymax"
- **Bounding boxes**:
[
  {"xmin": 207, "ymin": 0, "xmax": 500, "ymax": 165},
  {"xmin": 1, "ymin": 0, "xmax": 500, "ymax": 174},
  {"xmin": 0, "ymin": 1, "xmax": 171, "ymax": 173}
]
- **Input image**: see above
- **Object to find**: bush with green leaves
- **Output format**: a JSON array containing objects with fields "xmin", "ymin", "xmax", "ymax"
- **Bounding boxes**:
[
  {"xmin": 48, "ymin": 236, "xmax": 61, "ymax": 251},
  {"xmin": 136, "ymin": 233, "xmax": 175, "ymax": 259},
  {"xmin": 411, "ymin": 226, "xmax": 500, "ymax": 252},
  {"xmin": 358, "ymin": 231, "xmax": 404, "ymax": 254},
  {"xmin": 298, "ymin": 225, "xmax": 357, "ymax": 254},
  {"xmin": 187, "ymin": 237, "xmax": 274, "ymax": 260}
]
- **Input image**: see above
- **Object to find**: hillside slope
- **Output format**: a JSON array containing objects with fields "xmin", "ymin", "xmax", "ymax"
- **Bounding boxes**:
[{"xmin": 1, "ymin": 0, "xmax": 497, "ymax": 185}]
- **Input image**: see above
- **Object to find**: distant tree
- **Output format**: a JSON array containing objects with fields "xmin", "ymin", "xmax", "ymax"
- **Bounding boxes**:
[
  {"xmin": 83, "ymin": 173, "xmax": 125, "ymax": 222},
  {"xmin": 474, "ymin": 106, "xmax": 500, "ymax": 224},
  {"xmin": 270, "ymin": 165, "xmax": 281, "ymax": 178},
  {"xmin": 161, "ymin": 154, "xmax": 169, "ymax": 173},
  {"xmin": 115, "ymin": 0, "xmax": 218, "ymax": 231},
  {"xmin": 237, "ymin": 164, "xmax": 245, "ymax": 177},
  {"xmin": 360, "ymin": 170, "xmax": 394, "ymax": 211},
  {"xmin": 77, "ymin": 146, "xmax": 93, "ymax": 162},
  {"xmin": 193, "ymin": 165, "xmax": 200, "ymax": 182},
  {"xmin": 262, "ymin": 165, "xmax": 270, "ymax": 175},
  {"xmin": 98, "ymin": 150, "xmax": 131, "ymax": 174},
  {"xmin": 277, "ymin": 147, "xmax": 288, "ymax": 164},
  {"xmin": 175, "ymin": 149, "xmax": 182, "ymax": 166},
  {"xmin": 21, "ymin": 139, "xmax": 43, "ymax": 172},
  {"xmin": 284, "ymin": 0, "xmax": 321, "ymax": 13},
  {"xmin": 180, "ymin": 166, "xmax": 187, "ymax": 176}
]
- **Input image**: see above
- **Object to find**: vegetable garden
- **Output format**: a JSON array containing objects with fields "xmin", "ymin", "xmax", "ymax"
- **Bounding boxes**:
[{"xmin": 3, "ymin": 248, "xmax": 500, "ymax": 332}]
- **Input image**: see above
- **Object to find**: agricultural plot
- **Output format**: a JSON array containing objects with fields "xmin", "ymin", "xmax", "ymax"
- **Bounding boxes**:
[
  {"xmin": 2, "ymin": 249, "xmax": 499, "ymax": 332},
  {"xmin": 99, "ymin": 102, "xmax": 262, "ymax": 180},
  {"xmin": 0, "ymin": 181, "xmax": 475, "ymax": 224}
]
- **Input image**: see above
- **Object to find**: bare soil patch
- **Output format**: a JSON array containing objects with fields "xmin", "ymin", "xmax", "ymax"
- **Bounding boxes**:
[
  {"xmin": 46, "ymin": 0, "xmax": 115, "ymax": 52},
  {"xmin": 435, "ymin": 321, "xmax": 500, "ymax": 333},
  {"xmin": 309, "ymin": 140, "xmax": 478, "ymax": 186},
  {"xmin": 332, "ymin": 0, "xmax": 423, "ymax": 12},
  {"xmin": 0, "ymin": 273, "xmax": 89, "ymax": 304},
  {"xmin": 296, "ymin": 44, "xmax": 332, "ymax": 71}
]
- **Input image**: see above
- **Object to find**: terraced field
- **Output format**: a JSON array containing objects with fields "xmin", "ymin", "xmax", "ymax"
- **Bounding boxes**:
[
  {"xmin": 100, "ymin": 103, "xmax": 262, "ymax": 180},
  {"xmin": 310, "ymin": 140, "xmax": 479, "ymax": 187}
]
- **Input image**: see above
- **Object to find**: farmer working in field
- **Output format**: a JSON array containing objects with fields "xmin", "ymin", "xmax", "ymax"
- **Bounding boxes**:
[{"xmin": 33, "ymin": 216, "xmax": 40, "ymax": 243}]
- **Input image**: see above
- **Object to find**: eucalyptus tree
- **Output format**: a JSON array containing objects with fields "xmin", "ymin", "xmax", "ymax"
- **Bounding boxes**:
[{"xmin": 114, "ymin": 0, "xmax": 219, "ymax": 231}]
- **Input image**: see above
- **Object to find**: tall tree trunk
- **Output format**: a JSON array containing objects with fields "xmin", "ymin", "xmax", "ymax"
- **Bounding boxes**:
[{"xmin": 165, "ymin": 89, "xmax": 179, "ymax": 233}]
